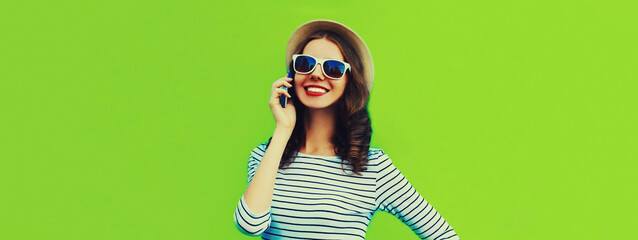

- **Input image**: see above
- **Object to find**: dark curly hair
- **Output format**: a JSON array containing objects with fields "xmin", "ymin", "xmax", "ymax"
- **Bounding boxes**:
[{"xmin": 266, "ymin": 30, "xmax": 372, "ymax": 175}]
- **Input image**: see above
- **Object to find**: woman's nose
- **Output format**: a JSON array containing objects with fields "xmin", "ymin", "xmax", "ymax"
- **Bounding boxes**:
[{"xmin": 310, "ymin": 63, "xmax": 325, "ymax": 80}]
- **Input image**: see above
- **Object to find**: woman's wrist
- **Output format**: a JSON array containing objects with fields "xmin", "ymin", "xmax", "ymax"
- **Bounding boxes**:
[{"xmin": 274, "ymin": 126, "xmax": 294, "ymax": 138}]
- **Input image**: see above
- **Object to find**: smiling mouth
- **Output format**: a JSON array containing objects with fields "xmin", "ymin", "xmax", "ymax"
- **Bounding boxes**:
[
  {"xmin": 304, "ymin": 86, "xmax": 329, "ymax": 96},
  {"xmin": 304, "ymin": 86, "xmax": 329, "ymax": 93}
]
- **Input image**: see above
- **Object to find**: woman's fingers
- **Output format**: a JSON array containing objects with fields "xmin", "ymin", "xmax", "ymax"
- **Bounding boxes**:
[
  {"xmin": 272, "ymin": 77, "xmax": 294, "ymax": 89},
  {"xmin": 277, "ymin": 81, "xmax": 292, "ymax": 88},
  {"xmin": 270, "ymin": 88, "xmax": 291, "ymax": 103},
  {"xmin": 275, "ymin": 88, "xmax": 292, "ymax": 98},
  {"xmin": 269, "ymin": 75, "xmax": 294, "ymax": 109}
]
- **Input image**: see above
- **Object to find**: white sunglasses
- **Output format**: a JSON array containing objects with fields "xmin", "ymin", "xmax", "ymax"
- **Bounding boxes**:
[{"xmin": 292, "ymin": 54, "xmax": 351, "ymax": 80}]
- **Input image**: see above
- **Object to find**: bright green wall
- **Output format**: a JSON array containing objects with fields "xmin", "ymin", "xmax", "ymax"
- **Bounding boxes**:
[{"xmin": 1, "ymin": 0, "xmax": 635, "ymax": 239}]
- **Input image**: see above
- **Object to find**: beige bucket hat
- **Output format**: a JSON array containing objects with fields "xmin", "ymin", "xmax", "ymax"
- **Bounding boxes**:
[{"xmin": 285, "ymin": 19, "xmax": 374, "ymax": 92}]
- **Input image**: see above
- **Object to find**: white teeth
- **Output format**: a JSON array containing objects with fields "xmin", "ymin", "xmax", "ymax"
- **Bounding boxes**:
[{"xmin": 306, "ymin": 87, "xmax": 327, "ymax": 93}]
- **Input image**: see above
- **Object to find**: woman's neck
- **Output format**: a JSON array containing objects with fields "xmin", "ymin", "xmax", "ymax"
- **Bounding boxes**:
[{"xmin": 300, "ymin": 105, "xmax": 337, "ymax": 155}]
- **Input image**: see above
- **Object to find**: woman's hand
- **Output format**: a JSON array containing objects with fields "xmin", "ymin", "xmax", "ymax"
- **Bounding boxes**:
[{"xmin": 269, "ymin": 74, "xmax": 296, "ymax": 132}]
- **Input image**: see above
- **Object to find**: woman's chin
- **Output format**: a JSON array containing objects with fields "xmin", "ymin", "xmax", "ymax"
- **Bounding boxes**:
[
  {"xmin": 299, "ymin": 98, "xmax": 337, "ymax": 110},
  {"xmin": 303, "ymin": 103, "xmax": 332, "ymax": 109}
]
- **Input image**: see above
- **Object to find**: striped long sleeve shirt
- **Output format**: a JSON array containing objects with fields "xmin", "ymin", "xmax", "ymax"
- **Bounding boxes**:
[{"xmin": 234, "ymin": 143, "xmax": 460, "ymax": 240}]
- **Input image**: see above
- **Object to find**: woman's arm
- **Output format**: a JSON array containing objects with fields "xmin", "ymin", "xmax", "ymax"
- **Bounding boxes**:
[
  {"xmin": 244, "ymin": 73, "xmax": 295, "ymax": 212},
  {"xmin": 235, "ymin": 74, "xmax": 295, "ymax": 235},
  {"xmin": 375, "ymin": 150, "xmax": 460, "ymax": 240}
]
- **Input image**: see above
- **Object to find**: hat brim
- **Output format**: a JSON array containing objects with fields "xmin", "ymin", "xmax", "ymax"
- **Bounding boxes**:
[{"xmin": 286, "ymin": 20, "xmax": 374, "ymax": 92}]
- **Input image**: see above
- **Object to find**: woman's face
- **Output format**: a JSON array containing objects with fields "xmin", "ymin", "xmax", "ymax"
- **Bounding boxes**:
[{"xmin": 294, "ymin": 38, "xmax": 348, "ymax": 110}]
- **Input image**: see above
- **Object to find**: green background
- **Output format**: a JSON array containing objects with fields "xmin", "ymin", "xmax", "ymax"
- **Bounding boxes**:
[{"xmin": 1, "ymin": 0, "xmax": 636, "ymax": 239}]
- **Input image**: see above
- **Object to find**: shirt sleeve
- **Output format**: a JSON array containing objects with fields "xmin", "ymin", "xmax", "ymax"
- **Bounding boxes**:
[
  {"xmin": 375, "ymin": 150, "xmax": 460, "ymax": 240},
  {"xmin": 233, "ymin": 143, "xmax": 272, "ymax": 236}
]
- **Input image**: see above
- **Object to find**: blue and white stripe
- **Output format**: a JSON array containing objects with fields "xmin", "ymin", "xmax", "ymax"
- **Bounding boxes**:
[{"xmin": 234, "ymin": 143, "xmax": 459, "ymax": 240}]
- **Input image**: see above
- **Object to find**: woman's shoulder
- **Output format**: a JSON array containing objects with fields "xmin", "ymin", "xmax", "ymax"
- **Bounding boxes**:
[
  {"xmin": 368, "ymin": 147, "xmax": 385, "ymax": 157},
  {"xmin": 367, "ymin": 147, "xmax": 391, "ymax": 164}
]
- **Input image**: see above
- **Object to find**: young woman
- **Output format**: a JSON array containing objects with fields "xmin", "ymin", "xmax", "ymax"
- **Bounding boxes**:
[{"xmin": 234, "ymin": 20, "xmax": 460, "ymax": 240}]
